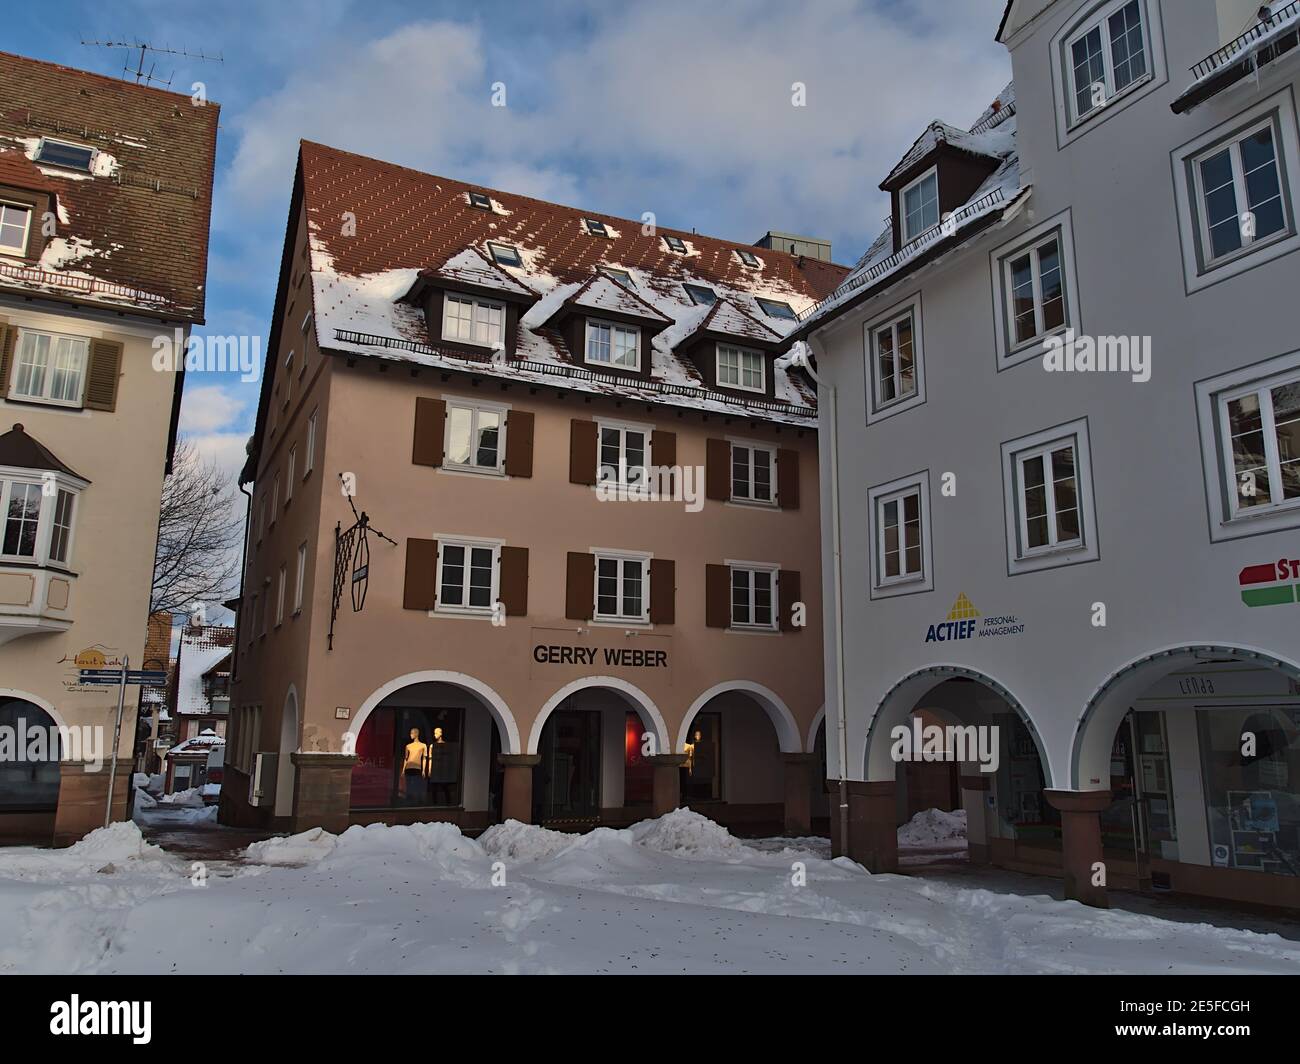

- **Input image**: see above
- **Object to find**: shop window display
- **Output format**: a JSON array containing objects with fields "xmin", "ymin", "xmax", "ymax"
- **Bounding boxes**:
[
  {"xmin": 681, "ymin": 712, "xmax": 722, "ymax": 803},
  {"xmin": 1199, "ymin": 707, "xmax": 1300, "ymax": 875},
  {"xmin": 350, "ymin": 706, "xmax": 464, "ymax": 808}
]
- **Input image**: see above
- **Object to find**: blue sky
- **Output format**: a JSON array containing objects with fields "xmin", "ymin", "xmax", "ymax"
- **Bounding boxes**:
[{"xmin": 11, "ymin": 0, "xmax": 1010, "ymax": 487}]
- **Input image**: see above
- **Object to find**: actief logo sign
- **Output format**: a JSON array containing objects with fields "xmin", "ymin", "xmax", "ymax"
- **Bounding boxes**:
[
  {"xmin": 1238, "ymin": 558, "xmax": 1300, "ymax": 607},
  {"xmin": 924, "ymin": 594, "xmax": 1025, "ymax": 644}
]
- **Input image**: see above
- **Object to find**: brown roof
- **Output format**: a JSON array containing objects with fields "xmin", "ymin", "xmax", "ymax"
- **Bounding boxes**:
[
  {"xmin": 0, "ymin": 51, "xmax": 220, "ymax": 322},
  {"xmin": 301, "ymin": 140, "xmax": 846, "ymax": 300},
  {"xmin": 0, "ymin": 422, "xmax": 86, "ymax": 480}
]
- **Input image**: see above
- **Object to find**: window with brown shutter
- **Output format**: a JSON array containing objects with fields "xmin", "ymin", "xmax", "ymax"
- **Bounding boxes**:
[
  {"xmin": 569, "ymin": 419, "xmax": 597, "ymax": 485},
  {"xmin": 705, "ymin": 563, "xmax": 730, "ymax": 628},
  {"xmin": 705, "ymin": 438, "xmax": 730, "ymax": 501},
  {"xmin": 504, "ymin": 410, "xmax": 534, "ymax": 477},
  {"xmin": 84, "ymin": 339, "xmax": 123, "ymax": 411},
  {"xmin": 779, "ymin": 569, "xmax": 802, "ymax": 632},
  {"xmin": 777, "ymin": 448, "xmax": 800, "ymax": 509},
  {"xmin": 0, "ymin": 323, "xmax": 11, "ymax": 394},
  {"xmin": 403, "ymin": 538, "xmax": 439, "ymax": 610},
  {"xmin": 499, "ymin": 545, "xmax": 529, "ymax": 615},
  {"xmin": 650, "ymin": 429, "xmax": 676, "ymax": 470},
  {"xmin": 565, "ymin": 551, "xmax": 594, "ymax": 619},
  {"xmin": 412, "ymin": 397, "xmax": 445, "ymax": 467},
  {"xmin": 649, "ymin": 558, "xmax": 675, "ymax": 624}
]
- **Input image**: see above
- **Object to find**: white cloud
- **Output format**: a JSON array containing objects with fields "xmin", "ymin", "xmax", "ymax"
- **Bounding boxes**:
[{"xmin": 180, "ymin": 384, "xmax": 247, "ymax": 435}]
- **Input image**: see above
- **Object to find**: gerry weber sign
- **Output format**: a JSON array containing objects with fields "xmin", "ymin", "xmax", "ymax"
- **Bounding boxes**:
[{"xmin": 533, "ymin": 644, "xmax": 668, "ymax": 668}]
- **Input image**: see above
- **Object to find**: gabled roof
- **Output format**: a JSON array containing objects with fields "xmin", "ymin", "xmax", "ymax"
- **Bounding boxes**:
[
  {"xmin": 421, "ymin": 246, "xmax": 538, "ymax": 300},
  {"xmin": 882, "ymin": 121, "xmax": 1004, "ymax": 188},
  {"xmin": 541, "ymin": 272, "xmax": 673, "ymax": 329},
  {"xmin": 0, "ymin": 51, "xmax": 220, "ymax": 322},
  {"xmin": 173, "ymin": 625, "xmax": 234, "ymax": 716},
  {"xmin": 679, "ymin": 298, "xmax": 783, "ymax": 349},
  {"xmin": 0, "ymin": 147, "xmax": 60, "ymax": 204},
  {"xmin": 0, "ymin": 423, "xmax": 86, "ymax": 481}
]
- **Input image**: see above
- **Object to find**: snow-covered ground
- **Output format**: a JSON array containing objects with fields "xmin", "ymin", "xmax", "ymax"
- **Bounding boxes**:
[{"xmin": 0, "ymin": 809, "xmax": 1297, "ymax": 974}]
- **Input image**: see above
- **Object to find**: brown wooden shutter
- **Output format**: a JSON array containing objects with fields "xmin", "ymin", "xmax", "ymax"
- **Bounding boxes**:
[
  {"xmin": 705, "ymin": 563, "xmax": 730, "ymax": 628},
  {"xmin": 499, "ymin": 546, "xmax": 529, "ymax": 616},
  {"xmin": 565, "ymin": 551, "xmax": 594, "ymax": 619},
  {"xmin": 649, "ymin": 558, "xmax": 675, "ymax": 625},
  {"xmin": 504, "ymin": 409, "xmax": 534, "ymax": 477},
  {"xmin": 412, "ymin": 398, "xmax": 445, "ymax": 467},
  {"xmin": 84, "ymin": 338, "xmax": 123, "ymax": 411},
  {"xmin": 569, "ymin": 419, "xmax": 597, "ymax": 485},
  {"xmin": 779, "ymin": 569, "xmax": 802, "ymax": 632},
  {"xmin": 777, "ymin": 448, "xmax": 800, "ymax": 510},
  {"xmin": 403, "ymin": 538, "xmax": 439, "ymax": 610},
  {"xmin": 0, "ymin": 324, "xmax": 12, "ymax": 395},
  {"xmin": 650, "ymin": 429, "xmax": 676, "ymax": 469},
  {"xmin": 705, "ymin": 438, "xmax": 730, "ymax": 501}
]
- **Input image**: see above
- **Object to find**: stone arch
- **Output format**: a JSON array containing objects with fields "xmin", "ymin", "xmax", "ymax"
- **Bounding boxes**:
[
  {"xmin": 275, "ymin": 685, "xmax": 299, "ymax": 818},
  {"xmin": 529, "ymin": 676, "xmax": 669, "ymax": 756},
  {"xmin": 1071, "ymin": 642, "xmax": 1300, "ymax": 790},
  {"xmin": 678, "ymin": 680, "xmax": 803, "ymax": 754},
  {"xmin": 352, "ymin": 670, "xmax": 521, "ymax": 754},
  {"xmin": 863, "ymin": 664, "xmax": 1053, "ymax": 783},
  {"xmin": 806, "ymin": 704, "xmax": 826, "ymax": 756}
]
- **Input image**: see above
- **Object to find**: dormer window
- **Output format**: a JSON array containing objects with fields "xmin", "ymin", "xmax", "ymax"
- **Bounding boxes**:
[
  {"xmin": 717, "ymin": 344, "xmax": 765, "ymax": 393},
  {"xmin": 756, "ymin": 298, "xmax": 795, "ymax": 321},
  {"xmin": 0, "ymin": 203, "xmax": 31, "ymax": 255},
  {"xmin": 467, "ymin": 191, "xmax": 492, "ymax": 210},
  {"xmin": 683, "ymin": 283, "xmax": 716, "ymax": 306},
  {"xmin": 900, "ymin": 166, "xmax": 939, "ymax": 242},
  {"xmin": 35, "ymin": 139, "xmax": 95, "ymax": 172},
  {"xmin": 599, "ymin": 266, "xmax": 633, "ymax": 287},
  {"xmin": 584, "ymin": 219, "xmax": 610, "ymax": 237},
  {"xmin": 487, "ymin": 241, "xmax": 522, "ymax": 267},
  {"xmin": 737, "ymin": 249, "xmax": 761, "ymax": 268},
  {"xmin": 442, "ymin": 292, "xmax": 505, "ymax": 348},
  {"xmin": 585, "ymin": 319, "xmax": 640, "ymax": 370},
  {"xmin": 663, "ymin": 235, "xmax": 687, "ymax": 254}
]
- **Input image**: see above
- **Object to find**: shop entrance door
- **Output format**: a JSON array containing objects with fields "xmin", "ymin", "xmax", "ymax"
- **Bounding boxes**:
[{"xmin": 536, "ymin": 710, "xmax": 601, "ymax": 826}]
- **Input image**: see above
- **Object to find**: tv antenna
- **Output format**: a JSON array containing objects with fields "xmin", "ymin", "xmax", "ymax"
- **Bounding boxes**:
[{"xmin": 79, "ymin": 38, "xmax": 223, "ymax": 88}]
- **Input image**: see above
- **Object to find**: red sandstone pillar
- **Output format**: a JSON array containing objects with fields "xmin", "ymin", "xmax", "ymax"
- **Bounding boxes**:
[
  {"xmin": 846, "ymin": 780, "xmax": 898, "ymax": 873},
  {"xmin": 498, "ymin": 754, "xmax": 541, "ymax": 824},
  {"xmin": 648, "ymin": 754, "xmax": 687, "ymax": 817},
  {"xmin": 1044, "ymin": 789, "xmax": 1113, "ymax": 908},
  {"xmin": 289, "ymin": 752, "xmax": 357, "ymax": 834},
  {"xmin": 782, "ymin": 754, "xmax": 816, "ymax": 837}
]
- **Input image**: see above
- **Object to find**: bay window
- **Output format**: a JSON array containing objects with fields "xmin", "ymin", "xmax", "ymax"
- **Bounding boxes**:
[{"xmin": 0, "ymin": 473, "xmax": 82, "ymax": 568}]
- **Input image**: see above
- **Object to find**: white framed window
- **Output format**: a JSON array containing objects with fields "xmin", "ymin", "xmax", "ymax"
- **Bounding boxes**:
[
  {"xmin": 435, "ymin": 538, "xmax": 499, "ymax": 614},
  {"xmin": 597, "ymin": 420, "xmax": 649, "ymax": 488},
  {"xmin": 730, "ymin": 564, "xmax": 778, "ymax": 629},
  {"xmin": 585, "ymin": 319, "xmax": 640, "ymax": 370},
  {"xmin": 594, "ymin": 551, "xmax": 649, "ymax": 623},
  {"xmin": 717, "ymin": 344, "xmax": 765, "ymax": 392},
  {"xmin": 0, "ymin": 202, "xmax": 32, "ymax": 255},
  {"xmin": 286, "ymin": 447, "xmax": 296, "ymax": 501},
  {"xmin": 256, "ymin": 497, "xmax": 265, "ymax": 544},
  {"xmin": 866, "ymin": 292, "xmax": 928, "ymax": 422},
  {"xmin": 283, "ymin": 352, "xmax": 294, "ymax": 408},
  {"xmin": 300, "ymin": 310, "xmax": 312, "ymax": 336},
  {"xmin": 8, "ymin": 329, "xmax": 88, "ymax": 407},
  {"xmin": 599, "ymin": 266, "xmax": 634, "ymax": 287},
  {"xmin": 294, "ymin": 542, "xmax": 307, "ymax": 614},
  {"xmin": 275, "ymin": 565, "xmax": 286, "ymax": 627},
  {"xmin": 442, "ymin": 293, "xmax": 505, "ymax": 348},
  {"xmin": 0, "ymin": 471, "xmax": 84, "ymax": 567},
  {"xmin": 900, "ymin": 166, "xmax": 939, "ymax": 242},
  {"xmin": 35, "ymin": 139, "xmax": 96, "ymax": 171},
  {"xmin": 305, "ymin": 409, "xmax": 317, "ymax": 476},
  {"xmin": 1001, "ymin": 418, "xmax": 1098, "ymax": 574},
  {"xmin": 1174, "ymin": 91, "xmax": 1300, "ymax": 292},
  {"xmin": 730, "ymin": 441, "xmax": 775, "ymax": 504},
  {"xmin": 270, "ymin": 474, "xmax": 280, "ymax": 525},
  {"xmin": 867, "ymin": 471, "xmax": 933, "ymax": 598},
  {"xmin": 1005, "ymin": 235, "xmax": 1066, "ymax": 348},
  {"xmin": 487, "ymin": 241, "xmax": 522, "ymax": 267},
  {"xmin": 756, "ymin": 298, "xmax": 794, "ymax": 321},
  {"xmin": 1065, "ymin": 0, "xmax": 1150, "ymax": 126},
  {"xmin": 445, "ymin": 398, "xmax": 506, "ymax": 473},
  {"xmin": 260, "ymin": 578, "xmax": 270, "ymax": 636},
  {"xmin": 1219, "ymin": 372, "xmax": 1300, "ymax": 519}
]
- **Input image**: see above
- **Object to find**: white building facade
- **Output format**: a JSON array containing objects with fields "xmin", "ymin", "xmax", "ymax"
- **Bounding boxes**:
[{"xmin": 801, "ymin": 0, "xmax": 1300, "ymax": 908}]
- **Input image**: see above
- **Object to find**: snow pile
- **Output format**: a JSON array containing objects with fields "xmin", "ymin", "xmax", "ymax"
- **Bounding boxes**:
[
  {"xmin": 132, "ymin": 787, "xmax": 157, "ymax": 810},
  {"xmin": 245, "ymin": 826, "xmax": 338, "ymax": 866},
  {"xmin": 899, "ymin": 808, "xmax": 968, "ymax": 849},
  {"xmin": 626, "ymin": 807, "xmax": 751, "ymax": 860},
  {"xmin": 159, "ymin": 788, "xmax": 206, "ymax": 808},
  {"xmin": 479, "ymin": 819, "xmax": 577, "ymax": 863},
  {"xmin": 0, "ymin": 822, "xmax": 169, "ymax": 884},
  {"xmin": 245, "ymin": 821, "xmax": 486, "ymax": 885}
]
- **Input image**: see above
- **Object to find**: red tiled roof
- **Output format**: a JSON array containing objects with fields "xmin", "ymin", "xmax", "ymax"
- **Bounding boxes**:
[{"xmin": 0, "ymin": 51, "xmax": 220, "ymax": 321}]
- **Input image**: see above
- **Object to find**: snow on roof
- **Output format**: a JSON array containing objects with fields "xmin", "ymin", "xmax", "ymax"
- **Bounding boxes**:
[
  {"xmin": 293, "ymin": 141, "xmax": 848, "ymax": 430},
  {"xmin": 684, "ymin": 298, "xmax": 783, "ymax": 347},
  {"xmin": 167, "ymin": 728, "xmax": 225, "ymax": 757},
  {"xmin": 1174, "ymin": 0, "xmax": 1299, "ymax": 110},
  {"xmin": 427, "ymin": 247, "xmax": 538, "ymax": 299},
  {"xmin": 174, "ymin": 626, "xmax": 234, "ymax": 716},
  {"xmin": 798, "ymin": 88, "xmax": 1024, "ymax": 336}
]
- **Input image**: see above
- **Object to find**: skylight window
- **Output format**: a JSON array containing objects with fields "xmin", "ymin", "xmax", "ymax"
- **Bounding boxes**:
[
  {"xmin": 585, "ymin": 218, "xmax": 610, "ymax": 237},
  {"xmin": 599, "ymin": 267, "xmax": 634, "ymax": 287},
  {"xmin": 35, "ymin": 139, "xmax": 95, "ymax": 172},
  {"xmin": 468, "ymin": 191, "xmax": 492, "ymax": 210},
  {"xmin": 663, "ymin": 235, "xmax": 687, "ymax": 253},
  {"xmin": 756, "ymin": 298, "xmax": 795, "ymax": 321},
  {"xmin": 683, "ymin": 283, "xmax": 716, "ymax": 306},
  {"xmin": 487, "ymin": 241, "xmax": 522, "ymax": 267},
  {"xmin": 737, "ymin": 249, "xmax": 761, "ymax": 268}
]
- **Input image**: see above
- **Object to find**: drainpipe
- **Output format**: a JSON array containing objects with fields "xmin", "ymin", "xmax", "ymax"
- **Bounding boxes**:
[
  {"xmin": 797, "ymin": 346, "xmax": 851, "ymax": 852},
  {"xmin": 232, "ymin": 480, "xmax": 253, "ymax": 682}
]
